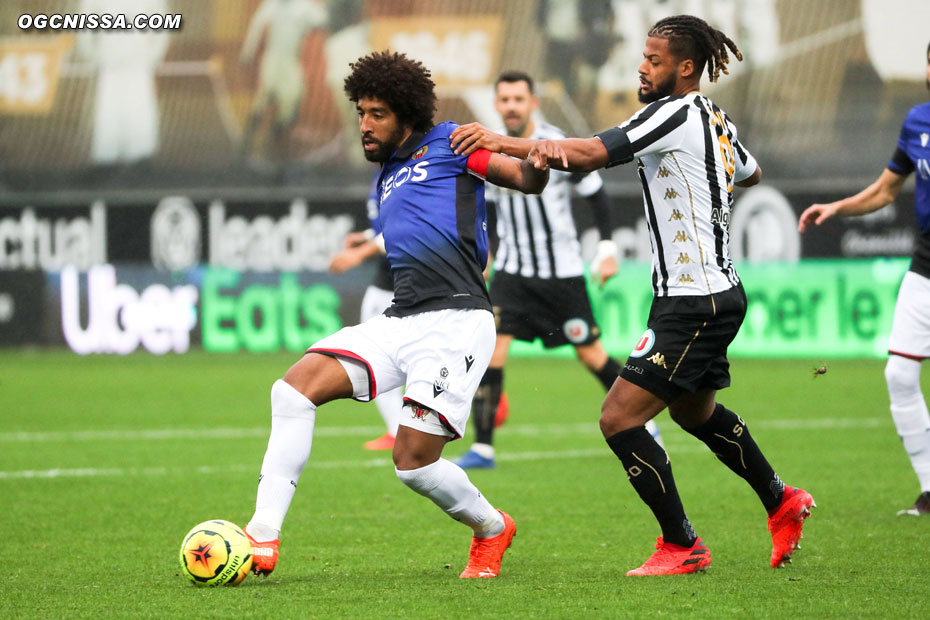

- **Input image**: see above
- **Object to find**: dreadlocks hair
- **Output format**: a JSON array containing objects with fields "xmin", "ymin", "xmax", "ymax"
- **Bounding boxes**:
[
  {"xmin": 648, "ymin": 15, "xmax": 742, "ymax": 83},
  {"xmin": 344, "ymin": 50, "xmax": 436, "ymax": 133}
]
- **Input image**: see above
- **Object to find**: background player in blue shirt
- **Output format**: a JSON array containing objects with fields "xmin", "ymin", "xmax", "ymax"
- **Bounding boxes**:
[
  {"xmin": 799, "ymin": 42, "xmax": 930, "ymax": 516},
  {"xmin": 242, "ymin": 50, "xmax": 551, "ymax": 579}
]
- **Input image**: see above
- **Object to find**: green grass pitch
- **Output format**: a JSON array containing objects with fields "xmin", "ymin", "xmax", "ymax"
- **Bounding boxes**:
[{"xmin": 1, "ymin": 350, "xmax": 928, "ymax": 618}]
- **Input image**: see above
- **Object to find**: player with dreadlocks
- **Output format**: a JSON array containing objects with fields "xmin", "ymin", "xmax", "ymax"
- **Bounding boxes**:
[
  {"xmin": 452, "ymin": 15, "xmax": 814, "ymax": 575},
  {"xmin": 242, "ymin": 51, "xmax": 553, "ymax": 579}
]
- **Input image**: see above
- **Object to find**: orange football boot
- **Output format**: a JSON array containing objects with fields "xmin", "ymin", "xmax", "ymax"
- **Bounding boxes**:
[
  {"xmin": 459, "ymin": 511, "xmax": 516, "ymax": 578},
  {"xmin": 626, "ymin": 536, "xmax": 711, "ymax": 576}
]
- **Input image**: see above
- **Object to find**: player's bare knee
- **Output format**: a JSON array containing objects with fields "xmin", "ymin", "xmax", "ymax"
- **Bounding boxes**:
[
  {"xmin": 392, "ymin": 445, "xmax": 425, "ymax": 471},
  {"xmin": 599, "ymin": 400, "xmax": 626, "ymax": 437},
  {"xmin": 281, "ymin": 352, "xmax": 353, "ymax": 404},
  {"xmin": 392, "ymin": 423, "xmax": 447, "ymax": 471}
]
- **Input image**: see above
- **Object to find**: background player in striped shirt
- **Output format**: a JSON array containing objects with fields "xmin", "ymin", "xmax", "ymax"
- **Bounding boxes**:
[
  {"xmin": 455, "ymin": 71, "xmax": 662, "ymax": 470},
  {"xmin": 452, "ymin": 15, "xmax": 814, "ymax": 576},
  {"xmin": 244, "ymin": 51, "xmax": 552, "ymax": 580},
  {"xmin": 799, "ymin": 41, "xmax": 930, "ymax": 517}
]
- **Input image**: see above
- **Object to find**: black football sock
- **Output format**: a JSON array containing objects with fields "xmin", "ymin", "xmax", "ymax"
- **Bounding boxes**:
[
  {"xmin": 473, "ymin": 367, "xmax": 503, "ymax": 446},
  {"xmin": 685, "ymin": 403, "xmax": 785, "ymax": 512},
  {"xmin": 606, "ymin": 426, "xmax": 696, "ymax": 547},
  {"xmin": 593, "ymin": 357, "xmax": 623, "ymax": 392}
]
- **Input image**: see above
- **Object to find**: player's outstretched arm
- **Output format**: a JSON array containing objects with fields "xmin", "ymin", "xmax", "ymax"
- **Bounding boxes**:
[
  {"xmin": 485, "ymin": 152, "xmax": 549, "ymax": 194},
  {"xmin": 452, "ymin": 123, "xmax": 608, "ymax": 173},
  {"xmin": 798, "ymin": 168, "xmax": 906, "ymax": 233},
  {"xmin": 329, "ymin": 234, "xmax": 383, "ymax": 273}
]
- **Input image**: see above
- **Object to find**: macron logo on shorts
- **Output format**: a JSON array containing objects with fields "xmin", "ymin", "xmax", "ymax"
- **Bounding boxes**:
[{"xmin": 433, "ymin": 366, "xmax": 449, "ymax": 398}]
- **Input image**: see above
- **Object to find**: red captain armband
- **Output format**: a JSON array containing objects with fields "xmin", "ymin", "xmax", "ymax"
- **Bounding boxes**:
[{"xmin": 466, "ymin": 149, "xmax": 492, "ymax": 179}]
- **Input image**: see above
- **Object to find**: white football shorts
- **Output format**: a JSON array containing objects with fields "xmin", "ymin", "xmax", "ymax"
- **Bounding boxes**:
[
  {"xmin": 888, "ymin": 270, "xmax": 930, "ymax": 360},
  {"xmin": 307, "ymin": 308, "xmax": 495, "ymax": 439}
]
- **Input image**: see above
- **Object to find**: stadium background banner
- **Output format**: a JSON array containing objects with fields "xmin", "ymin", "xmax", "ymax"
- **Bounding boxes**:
[
  {"xmin": 1, "ymin": 0, "xmax": 928, "ymax": 357},
  {"xmin": 13, "ymin": 257, "xmax": 911, "ymax": 358},
  {"xmin": 0, "ymin": 194, "xmax": 914, "ymax": 358}
]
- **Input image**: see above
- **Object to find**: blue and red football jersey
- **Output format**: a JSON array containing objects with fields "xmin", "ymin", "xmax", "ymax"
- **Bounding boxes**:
[{"xmin": 375, "ymin": 122, "xmax": 492, "ymax": 316}]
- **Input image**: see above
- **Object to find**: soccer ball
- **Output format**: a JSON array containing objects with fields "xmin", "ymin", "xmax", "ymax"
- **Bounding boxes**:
[{"xmin": 179, "ymin": 520, "xmax": 253, "ymax": 587}]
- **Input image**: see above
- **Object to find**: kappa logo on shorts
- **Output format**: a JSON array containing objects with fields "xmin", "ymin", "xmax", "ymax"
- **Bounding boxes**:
[
  {"xmin": 433, "ymin": 366, "xmax": 450, "ymax": 398},
  {"xmin": 630, "ymin": 329, "xmax": 656, "ymax": 358},
  {"xmin": 647, "ymin": 352, "xmax": 667, "ymax": 368},
  {"xmin": 563, "ymin": 318, "xmax": 590, "ymax": 344}
]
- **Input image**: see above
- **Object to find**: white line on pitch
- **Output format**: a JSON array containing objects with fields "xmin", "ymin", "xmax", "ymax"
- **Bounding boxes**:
[
  {"xmin": 0, "ymin": 447, "xmax": 628, "ymax": 480},
  {"xmin": 0, "ymin": 417, "xmax": 885, "ymax": 444}
]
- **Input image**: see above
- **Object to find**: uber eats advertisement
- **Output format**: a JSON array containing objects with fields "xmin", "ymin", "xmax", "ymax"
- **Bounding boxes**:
[{"xmin": 0, "ymin": 184, "xmax": 917, "ymax": 358}]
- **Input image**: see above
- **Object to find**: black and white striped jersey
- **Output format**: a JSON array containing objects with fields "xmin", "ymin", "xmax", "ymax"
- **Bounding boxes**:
[
  {"xmin": 599, "ymin": 94, "xmax": 758, "ymax": 296},
  {"xmin": 487, "ymin": 122, "xmax": 605, "ymax": 279}
]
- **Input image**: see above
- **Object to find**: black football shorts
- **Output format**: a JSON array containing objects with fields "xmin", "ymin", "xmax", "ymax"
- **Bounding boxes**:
[
  {"xmin": 620, "ymin": 284, "xmax": 747, "ymax": 403},
  {"xmin": 490, "ymin": 271, "xmax": 601, "ymax": 348}
]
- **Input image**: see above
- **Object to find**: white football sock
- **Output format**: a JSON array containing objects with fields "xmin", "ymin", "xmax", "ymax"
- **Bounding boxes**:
[
  {"xmin": 373, "ymin": 386, "xmax": 403, "ymax": 436},
  {"xmin": 248, "ymin": 379, "xmax": 317, "ymax": 540},
  {"xmin": 470, "ymin": 442, "xmax": 494, "ymax": 459},
  {"xmin": 396, "ymin": 458, "xmax": 504, "ymax": 538},
  {"xmin": 885, "ymin": 356, "xmax": 930, "ymax": 492}
]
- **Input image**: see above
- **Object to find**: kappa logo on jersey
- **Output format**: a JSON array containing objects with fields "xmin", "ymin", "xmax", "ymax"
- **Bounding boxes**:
[
  {"xmin": 668, "ymin": 209, "xmax": 685, "ymax": 221},
  {"xmin": 563, "ymin": 318, "xmax": 590, "ymax": 344},
  {"xmin": 413, "ymin": 145, "xmax": 428, "ymax": 159},
  {"xmin": 675, "ymin": 253, "xmax": 693, "ymax": 264},
  {"xmin": 433, "ymin": 366, "xmax": 450, "ymax": 398},
  {"xmin": 465, "ymin": 355, "xmax": 475, "ymax": 372},
  {"xmin": 380, "ymin": 160, "xmax": 430, "ymax": 203},
  {"xmin": 664, "ymin": 188, "xmax": 680, "ymax": 200},
  {"xmin": 657, "ymin": 166, "xmax": 672, "ymax": 178},
  {"xmin": 629, "ymin": 329, "xmax": 655, "ymax": 358},
  {"xmin": 673, "ymin": 230, "xmax": 689, "ymax": 243},
  {"xmin": 678, "ymin": 273, "xmax": 695, "ymax": 284}
]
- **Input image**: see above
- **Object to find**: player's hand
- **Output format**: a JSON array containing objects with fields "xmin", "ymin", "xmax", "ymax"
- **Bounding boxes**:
[
  {"xmin": 798, "ymin": 203, "xmax": 837, "ymax": 233},
  {"xmin": 450, "ymin": 123, "xmax": 502, "ymax": 156},
  {"xmin": 590, "ymin": 240, "xmax": 619, "ymax": 288},
  {"xmin": 527, "ymin": 140, "xmax": 567, "ymax": 171},
  {"xmin": 342, "ymin": 230, "xmax": 371, "ymax": 249},
  {"xmin": 594, "ymin": 255, "xmax": 618, "ymax": 287},
  {"xmin": 329, "ymin": 247, "xmax": 364, "ymax": 274}
]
